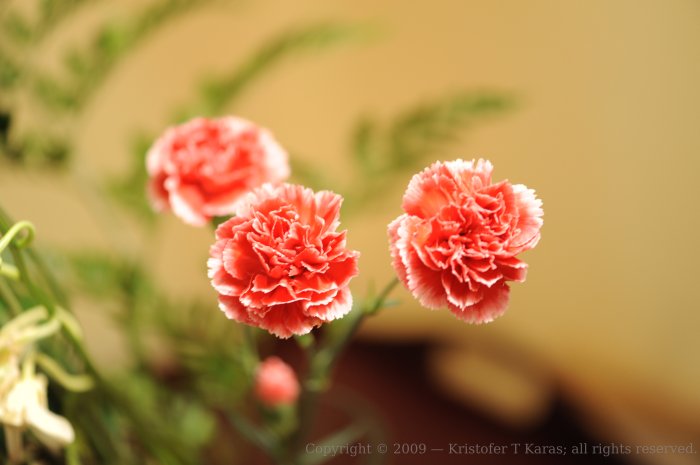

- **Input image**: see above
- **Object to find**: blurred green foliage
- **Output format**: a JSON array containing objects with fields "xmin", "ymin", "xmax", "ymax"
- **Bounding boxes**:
[
  {"xmin": 341, "ymin": 91, "xmax": 515, "ymax": 209},
  {"xmin": 177, "ymin": 22, "xmax": 375, "ymax": 119},
  {"xmin": 35, "ymin": 0, "xmax": 220, "ymax": 112},
  {"xmin": 3, "ymin": 0, "xmax": 93, "ymax": 45},
  {"xmin": 0, "ymin": 1, "xmax": 514, "ymax": 463},
  {"xmin": 353, "ymin": 92, "xmax": 514, "ymax": 176}
]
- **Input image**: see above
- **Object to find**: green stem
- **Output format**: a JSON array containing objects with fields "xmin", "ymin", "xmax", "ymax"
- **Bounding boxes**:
[
  {"xmin": 35, "ymin": 352, "xmax": 95, "ymax": 392},
  {"xmin": 367, "ymin": 277, "xmax": 400, "ymax": 314},
  {"xmin": 0, "ymin": 209, "xmax": 67, "ymax": 307},
  {"xmin": 0, "ymin": 276, "xmax": 22, "ymax": 316},
  {"xmin": 25, "ymin": 247, "xmax": 69, "ymax": 306},
  {"xmin": 244, "ymin": 325, "xmax": 259, "ymax": 362},
  {"xmin": 65, "ymin": 441, "xmax": 83, "ymax": 465},
  {"xmin": 0, "ymin": 263, "xmax": 20, "ymax": 280},
  {"xmin": 0, "ymin": 220, "xmax": 35, "ymax": 251},
  {"xmin": 290, "ymin": 277, "xmax": 400, "ymax": 463},
  {"xmin": 9, "ymin": 244, "xmax": 56, "ymax": 316},
  {"xmin": 239, "ymin": 325, "xmax": 260, "ymax": 382}
]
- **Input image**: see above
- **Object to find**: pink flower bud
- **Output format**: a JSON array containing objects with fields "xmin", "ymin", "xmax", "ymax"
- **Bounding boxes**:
[{"xmin": 254, "ymin": 357, "xmax": 300, "ymax": 407}]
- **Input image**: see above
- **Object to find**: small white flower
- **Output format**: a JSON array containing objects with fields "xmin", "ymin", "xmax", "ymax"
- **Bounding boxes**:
[
  {"xmin": 0, "ymin": 370, "xmax": 75, "ymax": 450},
  {"xmin": 0, "ymin": 307, "xmax": 83, "ymax": 460}
]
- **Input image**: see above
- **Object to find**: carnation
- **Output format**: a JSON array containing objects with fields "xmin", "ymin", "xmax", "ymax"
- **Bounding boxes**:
[
  {"xmin": 146, "ymin": 116, "xmax": 289, "ymax": 226},
  {"xmin": 388, "ymin": 159, "xmax": 543, "ymax": 323},
  {"xmin": 208, "ymin": 183, "xmax": 360, "ymax": 338}
]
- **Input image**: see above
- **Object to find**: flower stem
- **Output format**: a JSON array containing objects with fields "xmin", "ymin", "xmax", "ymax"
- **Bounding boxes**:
[
  {"xmin": 0, "ymin": 220, "xmax": 35, "ymax": 251},
  {"xmin": 35, "ymin": 352, "xmax": 95, "ymax": 392},
  {"xmin": 240, "ymin": 325, "xmax": 260, "ymax": 380},
  {"xmin": 0, "ymin": 276, "xmax": 22, "ymax": 316},
  {"xmin": 290, "ymin": 277, "xmax": 400, "ymax": 463}
]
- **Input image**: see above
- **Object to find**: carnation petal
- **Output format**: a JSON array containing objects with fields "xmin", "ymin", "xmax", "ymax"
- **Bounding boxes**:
[
  {"xmin": 223, "ymin": 239, "xmax": 263, "ymax": 280},
  {"xmin": 509, "ymin": 184, "xmax": 544, "ymax": 251},
  {"xmin": 448, "ymin": 283, "xmax": 510, "ymax": 324},
  {"xmin": 313, "ymin": 190, "xmax": 343, "ymax": 232},
  {"xmin": 147, "ymin": 173, "xmax": 169, "ymax": 212},
  {"xmin": 304, "ymin": 286, "xmax": 353, "ymax": 321},
  {"xmin": 202, "ymin": 189, "xmax": 248, "ymax": 217},
  {"xmin": 402, "ymin": 168, "xmax": 453, "ymax": 218},
  {"xmin": 403, "ymin": 244, "xmax": 448, "ymax": 309},
  {"xmin": 441, "ymin": 272, "xmax": 484, "ymax": 309},
  {"xmin": 257, "ymin": 303, "xmax": 322, "ymax": 338},
  {"xmin": 388, "ymin": 216, "xmax": 410, "ymax": 286},
  {"xmin": 166, "ymin": 180, "xmax": 208, "ymax": 226},
  {"xmin": 323, "ymin": 253, "xmax": 360, "ymax": 288},
  {"xmin": 218, "ymin": 295, "xmax": 254, "ymax": 324},
  {"xmin": 393, "ymin": 216, "xmax": 445, "ymax": 308},
  {"xmin": 497, "ymin": 256, "xmax": 528, "ymax": 282},
  {"xmin": 209, "ymin": 266, "xmax": 245, "ymax": 296}
]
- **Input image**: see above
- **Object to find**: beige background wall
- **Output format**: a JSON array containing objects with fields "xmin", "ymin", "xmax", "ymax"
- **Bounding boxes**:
[{"xmin": 3, "ymin": 0, "xmax": 700, "ymax": 457}]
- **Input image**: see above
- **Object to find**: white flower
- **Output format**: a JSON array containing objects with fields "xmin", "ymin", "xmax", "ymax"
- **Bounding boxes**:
[
  {"xmin": 0, "ymin": 370, "xmax": 75, "ymax": 450},
  {"xmin": 0, "ymin": 307, "xmax": 82, "ymax": 459}
]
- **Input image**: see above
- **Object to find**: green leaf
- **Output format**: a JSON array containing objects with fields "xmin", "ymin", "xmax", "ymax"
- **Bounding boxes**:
[{"xmin": 369, "ymin": 91, "xmax": 515, "ymax": 175}]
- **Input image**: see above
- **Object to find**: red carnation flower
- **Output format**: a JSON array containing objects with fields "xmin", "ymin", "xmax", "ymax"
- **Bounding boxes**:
[
  {"xmin": 146, "ymin": 116, "xmax": 289, "ymax": 226},
  {"xmin": 208, "ymin": 183, "xmax": 360, "ymax": 338},
  {"xmin": 388, "ymin": 159, "xmax": 543, "ymax": 323}
]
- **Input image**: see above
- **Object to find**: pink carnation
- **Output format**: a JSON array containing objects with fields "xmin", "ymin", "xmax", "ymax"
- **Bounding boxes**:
[
  {"xmin": 146, "ymin": 116, "xmax": 289, "ymax": 226},
  {"xmin": 208, "ymin": 183, "xmax": 360, "ymax": 338},
  {"xmin": 388, "ymin": 159, "xmax": 543, "ymax": 323},
  {"xmin": 255, "ymin": 357, "xmax": 300, "ymax": 407}
]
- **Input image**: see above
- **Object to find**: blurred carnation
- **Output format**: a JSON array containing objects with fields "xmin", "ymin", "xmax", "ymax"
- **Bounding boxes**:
[
  {"xmin": 146, "ymin": 116, "xmax": 289, "ymax": 226},
  {"xmin": 208, "ymin": 183, "xmax": 359, "ymax": 338},
  {"xmin": 388, "ymin": 159, "xmax": 543, "ymax": 323},
  {"xmin": 254, "ymin": 357, "xmax": 300, "ymax": 407}
]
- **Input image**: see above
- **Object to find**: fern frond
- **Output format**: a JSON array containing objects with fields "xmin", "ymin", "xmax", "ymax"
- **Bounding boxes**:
[
  {"xmin": 341, "ymin": 91, "xmax": 514, "ymax": 210},
  {"xmin": 178, "ymin": 22, "xmax": 374, "ymax": 118},
  {"xmin": 32, "ymin": 0, "xmax": 219, "ymax": 112},
  {"xmin": 2, "ymin": 0, "xmax": 96, "ymax": 45},
  {"xmin": 355, "ymin": 91, "xmax": 514, "ymax": 176}
]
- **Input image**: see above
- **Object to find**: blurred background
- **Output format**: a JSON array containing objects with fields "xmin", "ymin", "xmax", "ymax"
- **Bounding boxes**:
[{"xmin": 1, "ymin": 0, "xmax": 699, "ymax": 464}]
